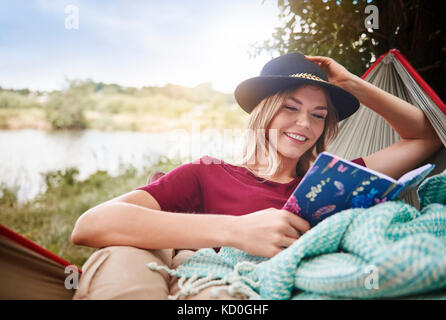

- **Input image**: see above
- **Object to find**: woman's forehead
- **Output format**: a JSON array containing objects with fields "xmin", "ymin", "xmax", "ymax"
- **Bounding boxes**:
[{"xmin": 285, "ymin": 85, "xmax": 328, "ymax": 105}]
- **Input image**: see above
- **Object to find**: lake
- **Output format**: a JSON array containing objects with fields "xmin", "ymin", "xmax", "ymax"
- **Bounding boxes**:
[{"xmin": 0, "ymin": 128, "xmax": 246, "ymax": 203}]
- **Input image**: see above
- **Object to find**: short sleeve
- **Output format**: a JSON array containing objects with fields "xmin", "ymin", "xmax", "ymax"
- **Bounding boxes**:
[
  {"xmin": 351, "ymin": 157, "xmax": 367, "ymax": 167},
  {"xmin": 136, "ymin": 161, "xmax": 202, "ymax": 213}
]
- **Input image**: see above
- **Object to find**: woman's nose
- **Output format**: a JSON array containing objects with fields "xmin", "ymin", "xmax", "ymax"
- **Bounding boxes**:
[{"xmin": 295, "ymin": 113, "xmax": 311, "ymax": 129}]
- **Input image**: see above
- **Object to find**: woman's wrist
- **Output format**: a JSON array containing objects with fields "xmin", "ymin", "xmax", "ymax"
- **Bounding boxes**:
[
  {"xmin": 220, "ymin": 215, "xmax": 240, "ymax": 248},
  {"xmin": 337, "ymin": 73, "xmax": 363, "ymax": 94}
]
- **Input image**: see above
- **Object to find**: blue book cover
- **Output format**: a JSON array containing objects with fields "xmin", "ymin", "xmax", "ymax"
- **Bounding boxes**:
[{"xmin": 282, "ymin": 151, "xmax": 435, "ymax": 227}]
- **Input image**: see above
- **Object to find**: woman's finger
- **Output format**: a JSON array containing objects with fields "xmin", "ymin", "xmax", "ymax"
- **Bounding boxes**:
[
  {"xmin": 280, "ymin": 236, "xmax": 299, "ymax": 248},
  {"xmin": 285, "ymin": 211, "xmax": 311, "ymax": 235},
  {"xmin": 304, "ymin": 55, "xmax": 327, "ymax": 62},
  {"xmin": 304, "ymin": 56, "xmax": 334, "ymax": 69},
  {"xmin": 284, "ymin": 224, "xmax": 301, "ymax": 239}
]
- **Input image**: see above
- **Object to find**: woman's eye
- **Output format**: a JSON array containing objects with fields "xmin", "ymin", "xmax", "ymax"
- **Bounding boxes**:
[{"xmin": 284, "ymin": 105, "xmax": 326, "ymax": 119}]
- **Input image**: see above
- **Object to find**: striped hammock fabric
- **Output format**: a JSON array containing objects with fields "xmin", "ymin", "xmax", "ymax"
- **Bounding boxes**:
[{"xmin": 327, "ymin": 49, "xmax": 446, "ymax": 210}]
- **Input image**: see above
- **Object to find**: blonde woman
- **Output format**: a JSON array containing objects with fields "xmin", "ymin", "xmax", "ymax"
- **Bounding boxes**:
[{"xmin": 71, "ymin": 53, "xmax": 442, "ymax": 300}]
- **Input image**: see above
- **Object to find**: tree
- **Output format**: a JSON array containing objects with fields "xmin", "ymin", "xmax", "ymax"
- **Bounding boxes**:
[
  {"xmin": 44, "ymin": 80, "xmax": 93, "ymax": 130},
  {"xmin": 253, "ymin": 0, "xmax": 445, "ymax": 99}
]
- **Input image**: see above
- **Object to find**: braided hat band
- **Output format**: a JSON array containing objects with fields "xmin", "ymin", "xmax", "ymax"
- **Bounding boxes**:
[{"xmin": 289, "ymin": 73, "xmax": 327, "ymax": 83}]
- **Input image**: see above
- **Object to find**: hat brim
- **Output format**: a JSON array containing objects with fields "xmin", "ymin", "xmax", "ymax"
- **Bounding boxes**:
[{"xmin": 234, "ymin": 76, "xmax": 360, "ymax": 121}]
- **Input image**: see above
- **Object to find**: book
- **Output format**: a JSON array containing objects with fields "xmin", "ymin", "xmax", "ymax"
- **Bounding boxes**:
[{"xmin": 282, "ymin": 151, "xmax": 435, "ymax": 227}]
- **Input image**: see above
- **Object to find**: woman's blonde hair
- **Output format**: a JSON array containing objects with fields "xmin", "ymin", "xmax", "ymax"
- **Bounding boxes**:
[{"xmin": 229, "ymin": 84, "xmax": 339, "ymax": 181}]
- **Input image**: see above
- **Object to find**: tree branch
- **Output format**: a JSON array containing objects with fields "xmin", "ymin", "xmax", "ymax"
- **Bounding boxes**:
[
  {"xmin": 416, "ymin": 62, "xmax": 442, "ymax": 73},
  {"xmin": 409, "ymin": 0, "xmax": 421, "ymax": 53},
  {"xmin": 365, "ymin": 30, "xmax": 388, "ymax": 41}
]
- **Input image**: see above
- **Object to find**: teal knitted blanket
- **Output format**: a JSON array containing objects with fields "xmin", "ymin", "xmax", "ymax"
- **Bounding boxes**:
[{"xmin": 148, "ymin": 170, "xmax": 446, "ymax": 300}]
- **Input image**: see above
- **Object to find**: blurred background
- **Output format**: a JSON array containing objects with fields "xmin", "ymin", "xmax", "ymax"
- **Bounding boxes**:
[{"xmin": 1, "ymin": 0, "xmax": 444, "ymax": 267}]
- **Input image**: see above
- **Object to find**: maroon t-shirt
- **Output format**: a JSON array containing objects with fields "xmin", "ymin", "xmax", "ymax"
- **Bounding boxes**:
[{"xmin": 136, "ymin": 155, "xmax": 367, "ymax": 215}]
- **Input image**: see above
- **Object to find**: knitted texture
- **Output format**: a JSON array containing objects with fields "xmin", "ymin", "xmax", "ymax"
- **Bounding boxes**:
[{"xmin": 147, "ymin": 170, "xmax": 446, "ymax": 300}]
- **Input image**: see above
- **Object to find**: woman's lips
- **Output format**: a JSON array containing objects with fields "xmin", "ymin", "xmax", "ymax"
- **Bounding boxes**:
[{"xmin": 284, "ymin": 132, "xmax": 308, "ymax": 144}]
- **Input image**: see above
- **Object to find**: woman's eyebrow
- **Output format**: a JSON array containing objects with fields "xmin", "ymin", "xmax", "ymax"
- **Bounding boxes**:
[{"xmin": 287, "ymin": 97, "xmax": 327, "ymax": 110}]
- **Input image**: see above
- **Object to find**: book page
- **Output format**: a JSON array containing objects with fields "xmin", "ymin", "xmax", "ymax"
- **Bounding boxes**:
[
  {"xmin": 397, "ymin": 163, "xmax": 434, "ymax": 184},
  {"xmin": 316, "ymin": 152, "xmax": 398, "ymax": 183}
]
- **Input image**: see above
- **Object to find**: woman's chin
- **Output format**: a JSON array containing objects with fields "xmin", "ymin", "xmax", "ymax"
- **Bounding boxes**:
[{"xmin": 277, "ymin": 149, "xmax": 306, "ymax": 161}]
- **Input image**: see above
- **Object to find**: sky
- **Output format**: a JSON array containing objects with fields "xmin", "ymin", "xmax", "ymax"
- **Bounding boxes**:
[{"xmin": 0, "ymin": 0, "xmax": 283, "ymax": 94}]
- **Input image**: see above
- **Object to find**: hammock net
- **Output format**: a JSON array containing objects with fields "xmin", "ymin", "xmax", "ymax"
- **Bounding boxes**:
[{"xmin": 327, "ymin": 49, "xmax": 446, "ymax": 209}]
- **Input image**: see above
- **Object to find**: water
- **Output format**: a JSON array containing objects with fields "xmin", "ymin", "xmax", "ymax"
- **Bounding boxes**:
[{"xmin": 0, "ymin": 129, "xmax": 245, "ymax": 203}]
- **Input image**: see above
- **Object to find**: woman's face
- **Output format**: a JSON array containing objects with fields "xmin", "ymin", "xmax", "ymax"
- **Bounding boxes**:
[{"xmin": 267, "ymin": 85, "xmax": 328, "ymax": 162}]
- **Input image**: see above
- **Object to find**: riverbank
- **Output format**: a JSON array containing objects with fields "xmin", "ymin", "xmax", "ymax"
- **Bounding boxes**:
[
  {"xmin": 0, "ymin": 81, "xmax": 249, "ymax": 132},
  {"xmin": 0, "ymin": 105, "xmax": 249, "ymax": 132}
]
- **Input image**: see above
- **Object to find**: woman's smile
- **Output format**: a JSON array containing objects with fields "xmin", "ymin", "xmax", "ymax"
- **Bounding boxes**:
[{"xmin": 284, "ymin": 132, "xmax": 309, "ymax": 144}]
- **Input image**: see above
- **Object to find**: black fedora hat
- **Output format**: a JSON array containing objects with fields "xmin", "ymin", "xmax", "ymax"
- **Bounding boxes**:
[{"xmin": 234, "ymin": 52, "xmax": 360, "ymax": 121}]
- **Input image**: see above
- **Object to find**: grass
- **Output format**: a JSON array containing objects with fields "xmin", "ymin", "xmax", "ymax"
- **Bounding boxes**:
[
  {"xmin": 0, "ymin": 108, "xmax": 51, "ymax": 130},
  {"xmin": 0, "ymin": 156, "xmax": 182, "ymax": 268}
]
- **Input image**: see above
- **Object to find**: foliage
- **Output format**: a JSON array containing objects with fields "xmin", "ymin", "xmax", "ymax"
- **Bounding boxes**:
[
  {"xmin": 0, "ymin": 79, "xmax": 244, "ymax": 131},
  {"xmin": 0, "ymin": 91, "xmax": 40, "ymax": 109},
  {"xmin": 0, "ymin": 87, "xmax": 31, "ymax": 95},
  {"xmin": 253, "ymin": 0, "xmax": 375, "ymax": 76},
  {"xmin": 253, "ymin": 0, "xmax": 445, "ymax": 98},
  {"xmin": 0, "ymin": 183, "xmax": 18, "ymax": 207},
  {"xmin": 43, "ymin": 168, "xmax": 80, "ymax": 191},
  {"xmin": 44, "ymin": 80, "xmax": 94, "ymax": 130}
]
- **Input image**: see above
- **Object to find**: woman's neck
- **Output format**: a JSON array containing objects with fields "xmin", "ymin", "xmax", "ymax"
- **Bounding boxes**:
[{"xmin": 248, "ymin": 157, "xmax": 298, "ymax": 183}]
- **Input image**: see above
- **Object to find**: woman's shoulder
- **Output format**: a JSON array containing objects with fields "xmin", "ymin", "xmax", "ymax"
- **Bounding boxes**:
[
  {"xmin": 191, "ymin": 155, "xmax": 226, "ymax": 165},
  {"xmin": 195, "ymin": 155, "xmax": 247, "ymax": 170},
  {"xmin": 174, "ymin": 155, "xmax": 227, "ymax": 177},
  {"xmin": 188, "ymin": 155, "xmax": 246, "ymax": 176}
]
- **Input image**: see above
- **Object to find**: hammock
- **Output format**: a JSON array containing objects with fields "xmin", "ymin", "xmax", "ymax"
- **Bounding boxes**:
[
  {"xmin": 327, "ymin": 49, "xmax": 446, "ymax": 209},
  {"xmin": 1, "ymin": 49, "xmax": 444, "ymax": 299},
  {"xmin": 0, "ymin": 224, "xmax": 81, "ymax": 299}
]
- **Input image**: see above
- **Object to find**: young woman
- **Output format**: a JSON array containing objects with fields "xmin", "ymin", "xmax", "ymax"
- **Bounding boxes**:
[{"xmin": 71, "ymin": 53, "xmax": 442, "ymax": 300}]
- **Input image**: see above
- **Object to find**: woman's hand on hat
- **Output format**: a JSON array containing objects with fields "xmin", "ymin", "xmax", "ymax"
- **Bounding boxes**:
[
  {"xmin": 304, "ymin": 55, "xmax": 357, "ymax": 89},
  {"xmin": 228, "ymin": 207, "xmax": 311, "ymax": 258}
]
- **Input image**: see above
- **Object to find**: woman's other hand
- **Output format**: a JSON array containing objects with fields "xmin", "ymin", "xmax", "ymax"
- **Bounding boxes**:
[
  {"xmin": 304, "ymin": 55, "xmax": 357, "ymax": 89},
  {"xmin": 229, "ymin": 208, "xmax": 311, "ymax": 258}
]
